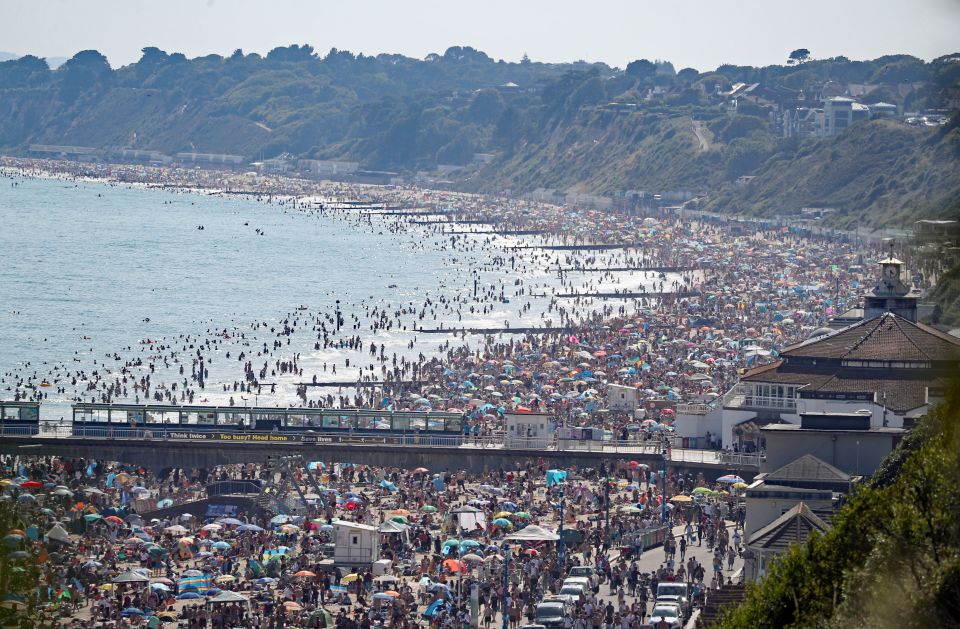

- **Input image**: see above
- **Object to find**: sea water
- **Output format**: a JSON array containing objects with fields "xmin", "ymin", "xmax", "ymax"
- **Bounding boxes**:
[{"xmin": 0, "ymin": 175, "xmax": 681, "ymax": 418}]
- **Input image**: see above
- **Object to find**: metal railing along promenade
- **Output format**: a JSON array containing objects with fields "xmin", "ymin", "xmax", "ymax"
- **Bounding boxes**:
[
  {"xmin": 1, "ymin": 423, "xmax": 506, "ymax": 448},
  {"xmin": 0, "ymin": 424, "xmax": 760, "ymax": 468}
]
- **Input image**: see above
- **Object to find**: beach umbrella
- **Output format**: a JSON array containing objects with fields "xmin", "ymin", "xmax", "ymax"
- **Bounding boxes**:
[
  {"xmin": 442, "ymin": 559, "xmax": 466, "ymax": 573},
  {"xmin": 419, "ymin": 505, "xmax": 437, "ymax": 513},
  {"xmin": 391, "ymin": 509, "xmax": 411, "ymax": 517},
  {"xmin": 461, "ymin": 553, "xmax": 483, "ymax": 563},
  {"xmin": 670, "ymin": 495, "xmax": 693, "ymax": 503},
  {"xmin": 121, "ymin": 608, "xmax": 145, "ymax": 617},
  {"xmin": 215, "ymin": 575, "xmax": 236, "ymax": 584},
  {"xmin": 201, "ymin": 523, "xmax": 222, "ymax": 532},
  {"xmin": 211, "ymin": 541, "xmax": 231, "ymax": 550},
  {"xmin": 176, "ymin": 592, "xmax": 202, "ymax": 600},
  {"xmin": 513, "ymin": 512, "xmax": 531, "ymax": 519},
  {"xmin": 442, "ymin": 539, "xmax": 460, "ymax": 549},
  {"xmin": 255, "ymin": 577, "xmax": 275, "ymax": 585},
  {"xmin": 390, "ymin": 516, "xmax": 408, "ymax": 524},
  {"xmin": 113, "ymin": 570, "xmax": 150, "ymax": 584},
  {"xmin": 150, "ymin": 583, "xmax": 171, "ymax": 591},
  {"xmin": 216, "ymin": 517, "xmax": 244, "ymax": 526},
  {"xmin": 1, "ymin": 534, "xmax": 22, "ymax": 547},
  {"xmin": 341, "ymin": 573, "xmax": 360, "ymax": 584},
  {"xmin": 717, "ymin": 475, "xmax": 745, "ymax": 484},
  {"xmin": 732, "ymin": 482, "xmax": 748, "ymax": 490},
  {"xmin": 19, "ymin": 480, "xmax": 42, "ymax": 489},
  {"xmin": 294, "ymin": 570, "xmax": 317, "ymax": 577},
  {"xmin": 692, "ymin": 487, "xmax": 715, "ymax": 495},
  {"xmin": 493, "ymin": 518, "xmax": 512, "ymax": 528},
  {"xmin": 238, "ymin": 523, "xmax": 264, "ymax": 532},
  {"xmin": 16, "ymin": 494, "xmax": 35, "ymax": 503},
  {"xmin": 104, "ymin": 515, "xmax": 124, "ymax": 525}
]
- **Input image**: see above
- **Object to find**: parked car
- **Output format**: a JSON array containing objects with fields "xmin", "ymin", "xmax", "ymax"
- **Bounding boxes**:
[
  {"xmin": 534, "ymin": 600, "xmax": 568, "ymax": 629},
  {"xmin": 656, "ymin": 582, "xmax": 691, "ymax": 615},
  {"xmin": 647, "ymin": 602, "xmax": 682, "ymax": 629},
  {"xmin": 558, "ymin": 582, "xmax": 587, "ymax": 603},
  {"xmin": 567, "ymin": 566, "xmax": 599, "ymax": 588}
]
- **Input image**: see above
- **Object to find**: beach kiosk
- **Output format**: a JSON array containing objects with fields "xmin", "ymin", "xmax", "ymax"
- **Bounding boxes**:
[
  {"xmin": 334, "ymin": 521, "xmax": 381, "ymax": 569},
  {"xmin": 504, "ymin": 412, "xmax": 553, "ymax": 448}
]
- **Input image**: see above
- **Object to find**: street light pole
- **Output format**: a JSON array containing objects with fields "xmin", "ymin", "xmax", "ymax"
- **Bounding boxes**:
[
  {"xmin": 557, "ymin": 488, "xmax": 566, "ymax": 566},
  {"xmin": 604, "ymin": 478, "xmax": 610, "ymax": 532},
  {"xmin": 501, "ymin": 542, "xmax": 511, "ymax": 629},
  {"xmin": 661, "ymin": 448, "xmax": 668, "ymax": 524}
]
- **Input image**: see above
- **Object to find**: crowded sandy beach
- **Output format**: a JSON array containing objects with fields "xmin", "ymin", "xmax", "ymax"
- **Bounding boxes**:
[{"xmin": 0, "ymin": 156, "xmax": 889, "ymax": 628}]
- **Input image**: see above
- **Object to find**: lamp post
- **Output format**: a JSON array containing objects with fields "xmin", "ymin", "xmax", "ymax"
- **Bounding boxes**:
[
  {"xmin": 501, "ymin": 542, "xmax": 511, "ymax": 629},
  {"xmin": 557, "ymin": 488, "xmax": 566, "ymax": 566},
  {"xmin": 661, "ymin": 448, "xmax": 668, "ymax": 524},
  {"xmin": 604, "ymin": 477, "xmax": 610, "ymax": 532}
]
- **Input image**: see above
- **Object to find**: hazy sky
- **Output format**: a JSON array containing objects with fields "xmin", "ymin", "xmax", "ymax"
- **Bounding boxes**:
[{"xmin": 3, "ymin": 0, "xmax": 959, "ymax": 70}]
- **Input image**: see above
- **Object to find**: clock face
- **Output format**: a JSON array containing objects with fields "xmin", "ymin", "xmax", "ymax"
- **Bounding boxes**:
[{"xmin": 884, "ymin": 265, "xmax": 898, "ymax": 279}]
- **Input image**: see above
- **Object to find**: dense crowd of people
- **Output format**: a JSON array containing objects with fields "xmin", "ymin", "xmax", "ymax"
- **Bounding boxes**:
[{"xmin": 1, "ymin": 453, "xmax": 748, "ymax": 628}]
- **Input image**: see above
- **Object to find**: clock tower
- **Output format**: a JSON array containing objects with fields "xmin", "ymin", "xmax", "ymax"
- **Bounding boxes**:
[{"xmin": 863, "ymin": 241, "xmax": 921, "ymax": 322}]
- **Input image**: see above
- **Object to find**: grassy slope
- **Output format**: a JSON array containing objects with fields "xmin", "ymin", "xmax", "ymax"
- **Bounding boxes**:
[
  {"xmin": 703, "ymin": 119, "xmax": 960, "ymax": 229},
  {"xmin": 471, "ymin": 111, "xmax": 714, "ymax": 195},
  {"xmin": 467, "ymin": 114, "xmax": 959, "ymax": 230}
]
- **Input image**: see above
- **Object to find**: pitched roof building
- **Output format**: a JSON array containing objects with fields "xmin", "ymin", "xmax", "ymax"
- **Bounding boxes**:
[
  {"xmin": 744, "ymin": 502, "xmax": 831, "ymax": 580},
  {"xmin": 719, "ymin": 254, "xmax": 960, "ymax": 452}
]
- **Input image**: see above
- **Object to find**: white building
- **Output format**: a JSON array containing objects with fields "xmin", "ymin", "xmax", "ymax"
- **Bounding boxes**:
[
  {"xmin": 710, "ymin": 256, "xmax": 958, "ymax": 450},
  {"xmin": 298, "ymin": 160, "xmax": 360, "ymax": 177},
  {"xmin": 504, "ymin": 412, "xmax": 553, "ymax": 448},
  {"xmin": 607, "ymin": 384, "xmax": 640, "ymax": 412},
  {"xmin": 819, "ymin": 97, "xmax": 870, "ymax": 136},
  {"xmin": 333, "ymin": 521, "xmax": 380, "ymax": 569}
]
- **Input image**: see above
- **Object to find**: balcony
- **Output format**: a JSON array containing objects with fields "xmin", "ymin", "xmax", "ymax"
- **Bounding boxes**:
[{"xmin": 723, "ymin": 384, "xmax": 797, "ymax": 412}]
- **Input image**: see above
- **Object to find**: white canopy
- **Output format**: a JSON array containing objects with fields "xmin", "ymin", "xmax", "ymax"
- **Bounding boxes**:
[
  {"xmin": 504, "ymin": 525, "xmax": 560, "ymax": 542},
  {"xmin": 45, "ymin": 523, "xmax": 72, "ymax": 544},
  {"xmin": 450, "ymin": 505, "xmax": 487, "ymax": 532},
  {"xmin": 206, "ymin": 590, "xmax": 249, "ymax": 604}
]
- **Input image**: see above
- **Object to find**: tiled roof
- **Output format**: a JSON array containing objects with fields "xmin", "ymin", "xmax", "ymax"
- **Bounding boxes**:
[
  {"xmin": 782, "ymin": 313, "xmax": 960, "ymax": 361},
  {"xmin": 748, "ymin": 502, "xmax": 831, "ymax": 551},
  {"xmin": 765, "ymin": 454, "xmax": 849, "ymax": 483},
  {"xmin": 744, "ymin": 368, "xmax": 933, "ymax": 412}
]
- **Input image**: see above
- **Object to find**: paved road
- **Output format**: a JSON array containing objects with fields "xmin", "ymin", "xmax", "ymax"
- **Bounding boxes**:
[{"xmin": 575, "ymin": 520, "xmax": 744, "ymax": 626}]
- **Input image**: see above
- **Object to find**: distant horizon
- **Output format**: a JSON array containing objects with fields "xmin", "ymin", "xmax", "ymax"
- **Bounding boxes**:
[
  {"xmin": 2, "ymin": 45, "xmax": 958, "ymax": 74},
  {"xmin": 2, "ymin": 0, "xmax": 959, "ymax": 72}
]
